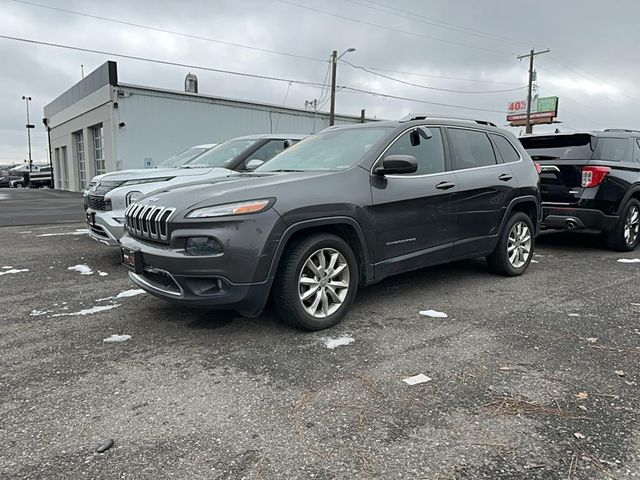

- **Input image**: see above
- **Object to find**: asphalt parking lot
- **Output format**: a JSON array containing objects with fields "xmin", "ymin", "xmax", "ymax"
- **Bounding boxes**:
[
  {"xmin": 0, "ymin": 188, "xmax": 84, "ymax": 226},
  {"xmin": 1, "ymin": 194, "xmax": 639, "ymax": 479}
]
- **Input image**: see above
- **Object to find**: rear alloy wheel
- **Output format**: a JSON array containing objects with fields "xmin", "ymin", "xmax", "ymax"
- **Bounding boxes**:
[
  {"xmin": 487, "ymin": 211, "xmax": 535, "ymax": 276},
  {"xmin": 274, "ymin": 233, "xmax": 359, "ymax": 330},
  {"xmin": 605, "ymin": 198, "xmax": 640, "ymax": 251}
]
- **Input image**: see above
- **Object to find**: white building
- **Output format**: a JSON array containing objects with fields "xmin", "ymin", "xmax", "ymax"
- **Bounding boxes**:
[{"xmin": 44, "ymin": 61, "xmax": 371, "ymax": 192}]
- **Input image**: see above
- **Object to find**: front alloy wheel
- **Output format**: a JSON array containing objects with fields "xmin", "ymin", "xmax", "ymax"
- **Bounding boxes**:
[
  {"xmin": 298, "ymin": 248, "xmax": 350, "ymax": 318},
  {"xmin": 274, "ymin": 233, "xmax": 359, "ymax": 330},
  {"xmin": 507, "ymin": 221, "xmax": 532, "ymax": 268}
]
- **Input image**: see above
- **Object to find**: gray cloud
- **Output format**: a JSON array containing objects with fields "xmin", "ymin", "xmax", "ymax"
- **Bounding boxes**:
[{"xmin": 1, "ymin": 0, "xmax": 639, "ymax": 164}]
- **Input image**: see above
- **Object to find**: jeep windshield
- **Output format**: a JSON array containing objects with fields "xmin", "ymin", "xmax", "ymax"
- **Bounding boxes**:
[
  {"xmin": 256, "ymin": 127, "xmax": 391, "ymax": 172},
  {"xmin": 183, "ymin": 139, "xmax": 257, "ymax": 168}
]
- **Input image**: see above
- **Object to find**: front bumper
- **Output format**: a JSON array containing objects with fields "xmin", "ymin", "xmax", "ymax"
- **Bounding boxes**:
[
  {"xmin": 118, "ymin": 209, "xmax": 283, "ymax": 315},
  {"xmin": 85, "ymin": 209, "xmax": 126, "ymax": 246},
  {"xmin": 541, "ymin": 205, "xmax": 619, "ymax": 232},
  {"xmin": 126, "ymin": 268, "xmax": 272, "ymax": 316}
]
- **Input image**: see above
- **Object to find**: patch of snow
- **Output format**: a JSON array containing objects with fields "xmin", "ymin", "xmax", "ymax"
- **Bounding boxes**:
[
  {"xmin": 0, "ymin": 193, "xmax": 9, "ymax": 200},
  {"xmin": 18, "ymin": 231, "xmax": 32, "ymax": 234},
  {"xmin": 30, "ymin": 309, "xmax": 48, "ymax": 316},
  {"xmin": 403, "ymin": 374, "xmax": 432, "ymax": 385},
  {"xmin": 321, "ymin": 336, "xmax": 355, "ymax": 349},
  {"xmin": 115, "ymin": 289, "xmax": 145, "ymax": 298},
  {"xmin": 95, "ymin": 296, "xmax": 114, "ymax": 302},
  {"xmin": 568, "ymin": 313, "xmax": 580, "ymax": 317},
  {"xmin": 2, "ymin": 266, "xmax": 13, "ymax": 269},
  {"xmin": 0, "ymin": 268, "xmax": 29, "ymax": 277},
  {"xmin": 103, "ymin": 334, "xmax": 131, "ymax": 343},
  {"xmin": 37, "ymin": 229, "xmax": 88, "ymax": 237},
  {"xmin": 531, "ymin": 259, "xmax": 539, "ymax": 264},
  {"xmin": 67, "ymin": 264, "xmax": 93, "ymax": 275},
  {"xmin": 51, "ymin": 304, "xmax": 120, "ymax": 317},
  {"xmin": 98, "ymin": 271, "xmax": 108, "ymax": 277},
  {"xmin": 419, "ymin": 309, "xmax": 448, "ymax": 318},
  {"xmin": 617, "ymin": 258, "xmax": 640, "ymax": 263}
]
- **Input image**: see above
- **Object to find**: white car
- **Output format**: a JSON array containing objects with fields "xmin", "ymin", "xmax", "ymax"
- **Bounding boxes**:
[{"xmin": 85, "ymin": 134, "xmax": 305, "ymax": 245}]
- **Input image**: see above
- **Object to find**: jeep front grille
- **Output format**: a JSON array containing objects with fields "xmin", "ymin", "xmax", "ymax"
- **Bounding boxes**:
[{"xmin": 124, "ymin": 204, "xmax": 174, "ymax": 242}]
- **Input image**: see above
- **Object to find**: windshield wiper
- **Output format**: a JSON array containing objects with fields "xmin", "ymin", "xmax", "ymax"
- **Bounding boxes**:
[{"xmin": 268, "ymin": 169, "xmax": 305, "ymax": 172}]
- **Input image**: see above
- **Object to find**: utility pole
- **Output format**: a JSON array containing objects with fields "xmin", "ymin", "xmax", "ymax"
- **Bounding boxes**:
[
  {"xmin": 329, "ymin": 48, "xmax": 356, "ymax": 126},
  {"xmin": 22, "ymin": 96, "xmax": 34, "ymax": 171},
  {"xmin": 517, "ymin": 48, "xmax": 549, "ymax": 134}
]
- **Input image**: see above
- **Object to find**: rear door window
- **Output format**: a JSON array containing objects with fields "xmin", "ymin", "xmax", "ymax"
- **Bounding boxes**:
[
  {"xmin": 491, "ymin": 134, "xmax": 521, "ymax": 164},
  {"xmin": 593, "ymin": 137, "xmax": 632, "ymax": 162},
  {"xmin": 448, "ymin": 128, "xmax": 497, "ymax": 170},
  {"xmin": 634, "ymin": 139, "xmax": 640, "ymax": 163}
]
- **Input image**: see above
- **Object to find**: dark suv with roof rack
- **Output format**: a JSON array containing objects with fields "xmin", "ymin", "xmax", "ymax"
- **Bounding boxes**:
[
  {"xmin": 120, "ymin": 115, "xmax": 541, "ymax": 330},
  {"xmin": 520, "ymin": 129, "xmax": 640, "ymax": 250}
]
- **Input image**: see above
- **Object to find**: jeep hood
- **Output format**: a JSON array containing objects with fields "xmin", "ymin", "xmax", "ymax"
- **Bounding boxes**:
[{"xmin": 138, "ymin": 171, "xmax": 337, "ymax": 212}]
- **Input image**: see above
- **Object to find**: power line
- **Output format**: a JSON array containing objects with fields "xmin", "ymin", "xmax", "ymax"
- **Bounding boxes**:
[
  {"xmin": 339, "ymin": 85, "xmax": 507, "ymax": 114},
  {"xmin": 11, "ymin": 0, "xmax": 328, "ymax": 64},
  {"xmin": 0, "ymin": 34, "xmax": 327, "ymax": 88},
  {"xmin": 11, "ymin": 0, "xmax": 523, "ymax": 89},
  {"xmin": 275, "ymin": 0, "xmax": 513, "ymax": 56},
  {"xmin": 341, "ymin": 59, "xmax": 527, "ymax": 94},
  {"xmin": 0, "ymin": 34, "xmax": 507, "ymax": 115},
  {"xmin": 361, "ymin": 66, "xmax": 523, "ymax": 86},
  {"xmin": 343, "ymin": 0, "xmax": 528, "ymax": 48}
]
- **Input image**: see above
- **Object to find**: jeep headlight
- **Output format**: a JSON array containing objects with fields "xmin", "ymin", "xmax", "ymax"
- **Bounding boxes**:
[
  {"xmin": 186, "ymin": 199, "xmax": 272, "ymax": 218},
  {"xmin": 126, "ymin": 191, "xmax": 144, "ymax": 206}
]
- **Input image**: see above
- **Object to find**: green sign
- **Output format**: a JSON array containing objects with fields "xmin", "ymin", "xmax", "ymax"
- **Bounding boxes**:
[{"xmin": 536, "ymin": 96, "xmax": 558, "ymax": 114}]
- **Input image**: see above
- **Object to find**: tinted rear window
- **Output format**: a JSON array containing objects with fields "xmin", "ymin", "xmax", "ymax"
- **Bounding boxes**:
[
  {"xmin": 519, "ymin": 134, "xmax": 595, "ymax": 160},
  {"xmin": 593, "ymin": 138, "xmax": 631, "ymax": 162},
  {"xmin": 491, "ymin": 134, "xmax": 521, "ymax": 163},
  {"xmin": 448, "ymin": 128, "xmax": 497, "ymax": 170}
]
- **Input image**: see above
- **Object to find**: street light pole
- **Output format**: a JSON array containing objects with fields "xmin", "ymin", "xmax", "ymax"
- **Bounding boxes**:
[
  {"xmin": 329, "ymin": 48, "xmax": 356, "ymax": 126},
  {"xmin": 22, "ymin": 96, "xmax": 34, "ymax": 171}
]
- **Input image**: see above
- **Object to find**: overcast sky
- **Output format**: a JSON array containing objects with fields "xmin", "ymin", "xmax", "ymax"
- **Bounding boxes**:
[{"xmin": 1, "ymin": 0, "xmax": 638, "ymax": 165}]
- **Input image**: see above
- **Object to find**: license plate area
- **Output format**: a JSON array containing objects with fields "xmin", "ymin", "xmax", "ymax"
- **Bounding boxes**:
[{"xmin": 121, "ymin": 248, "xmax": 144, "ymax": 274}]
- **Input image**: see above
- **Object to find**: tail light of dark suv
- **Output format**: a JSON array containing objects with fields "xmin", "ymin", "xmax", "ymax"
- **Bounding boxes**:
[{"xmin": 581, "ymin": 166, "xmax": 611, "ymax": 188}]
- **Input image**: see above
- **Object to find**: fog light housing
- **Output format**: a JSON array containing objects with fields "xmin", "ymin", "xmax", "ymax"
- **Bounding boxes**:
[{"xmin": 185, "ymin": 237, "xmax": 223, "ymax": 256}]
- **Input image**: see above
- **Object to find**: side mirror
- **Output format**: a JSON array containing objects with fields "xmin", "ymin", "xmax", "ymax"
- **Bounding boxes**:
[
  {"xmin": 245, "ymin": 159, "xmax": 265, "ymax": 171},
  {"xmin": 374, "ymin": 155, "xmax": 418, "ymax": 176},
  {"xmin": 284, "ymin": 139, "xmax": 294, "ymax": 148},
  {"xmin": 409, "ymin": 127, "xmax": 433, "ymax": 146}
]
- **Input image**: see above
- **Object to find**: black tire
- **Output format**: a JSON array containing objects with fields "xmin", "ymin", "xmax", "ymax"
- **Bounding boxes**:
[
  {"xmin": 273, "ymin": 233, "xmax": 359, "ymax": 331},
  {"xmin": 486, "ymin": 211, "xmax": 535, "ymax": 277},
  {"xmin": 604, "ymin": 199, "xmax": 640, "ymax": 252}
]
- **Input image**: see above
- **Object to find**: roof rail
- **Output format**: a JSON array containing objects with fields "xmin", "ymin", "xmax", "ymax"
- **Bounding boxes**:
[
  {"xmin": 603, "ymin": 128, "xmax": 640, "ymax": 134},
  {"xmin": 399, "ymin": 113, "xmax": 496, "ymax": 127}
]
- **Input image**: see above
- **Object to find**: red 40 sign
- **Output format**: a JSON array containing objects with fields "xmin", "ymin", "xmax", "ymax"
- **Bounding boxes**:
[{"xmin": 508, "ymin": 100, "xmax": 527, "ymax": 113}]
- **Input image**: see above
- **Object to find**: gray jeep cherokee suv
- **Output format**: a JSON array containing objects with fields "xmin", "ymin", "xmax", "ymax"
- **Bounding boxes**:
[{"xmin": 120, "ymin": 115, "xmax": 541, "ymax": 330}]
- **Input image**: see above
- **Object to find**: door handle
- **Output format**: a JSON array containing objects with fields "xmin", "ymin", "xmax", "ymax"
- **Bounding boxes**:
[
  {"xmin": 498, "ymin": 174, "xmax": 513, "ymax": 182},
  {"xmin": 435, "ymin": 181, "xmax": 455, "ymax": 190}
]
